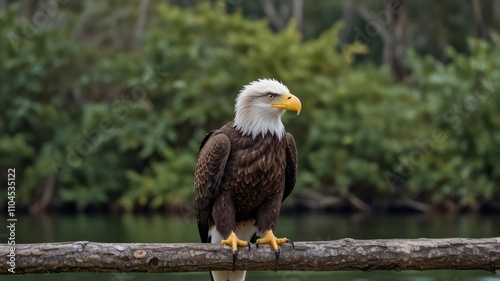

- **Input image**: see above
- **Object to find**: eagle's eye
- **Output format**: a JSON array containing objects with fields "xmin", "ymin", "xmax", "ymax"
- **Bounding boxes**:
[{"xmin": 267, "ymin": 93, "xmax": 276, "ymax": 101}]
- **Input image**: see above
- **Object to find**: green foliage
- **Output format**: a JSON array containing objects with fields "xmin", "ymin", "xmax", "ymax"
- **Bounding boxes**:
[
  {"xmin": 1, "ymin": 2, "xmax": 499, "ymax": 212},
  {"xmin": 401, "ymin": 36, "xmax": 500, "ymax": 205},
  {"xmin": 298, "ymin": 65, "xmax": 423, "ymax": 194}
]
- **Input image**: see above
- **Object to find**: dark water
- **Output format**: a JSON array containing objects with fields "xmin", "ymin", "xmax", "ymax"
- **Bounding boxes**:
[{"xmin": 3, "ymin": 213, "xmax": 500, "ymax": 281}]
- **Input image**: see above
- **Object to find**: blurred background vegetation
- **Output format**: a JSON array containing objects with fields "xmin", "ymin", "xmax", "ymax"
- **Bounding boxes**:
[{"xmin": 1, "ymin": 0, "xmax": 499, "ymax": 215}]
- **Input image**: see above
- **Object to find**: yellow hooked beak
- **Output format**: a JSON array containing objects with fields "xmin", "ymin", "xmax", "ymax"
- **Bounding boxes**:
[{"xmin": 271, "ymin": 93, "xmax": 302, "ymax": 115}]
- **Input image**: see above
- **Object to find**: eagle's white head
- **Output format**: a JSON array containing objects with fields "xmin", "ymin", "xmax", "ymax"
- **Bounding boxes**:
[{"xmin": 233, "ymin": 79, "xmax": 301, "ymax": 140}]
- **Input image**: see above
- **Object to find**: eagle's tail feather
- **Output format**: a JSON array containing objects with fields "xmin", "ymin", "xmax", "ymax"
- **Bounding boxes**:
[
  {"xmin": 211, "ymin": 270, "xmax": 246, "ymax": 281},
  {"xmin": 208, "ymin": 220, "xmax": 257, "ymax": 281}
]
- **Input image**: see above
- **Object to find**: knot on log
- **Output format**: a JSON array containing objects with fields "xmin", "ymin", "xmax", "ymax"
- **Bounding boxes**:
[
  {"xmin": 147, "ymin": 256, "xmax": 159, "ymax": 266},
  {"xmin": 133, "ymin": 250, "xmax": 147, "ymax": 259}
]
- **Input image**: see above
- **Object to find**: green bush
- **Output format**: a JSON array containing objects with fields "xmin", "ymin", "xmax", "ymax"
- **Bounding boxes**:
[
  {"xmin": 1, "ymin": 2, "xmax": 498, "ymax": 212},
  {"xmin": 400, "ymin": 37, "xmax": 500, "ymax": 205}
]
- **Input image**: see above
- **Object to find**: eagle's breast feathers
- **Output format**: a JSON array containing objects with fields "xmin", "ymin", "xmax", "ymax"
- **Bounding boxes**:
[{"xmin": 194, "ymin": 122, "xmax": 297, "ymax": 240}]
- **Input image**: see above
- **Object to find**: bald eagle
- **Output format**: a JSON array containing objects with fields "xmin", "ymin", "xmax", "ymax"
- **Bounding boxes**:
[{"xmin": 194, "ymin": 79, "xmax": 301, "ymax": 281}]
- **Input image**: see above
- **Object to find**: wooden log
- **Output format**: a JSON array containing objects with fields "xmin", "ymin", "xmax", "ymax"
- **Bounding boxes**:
[{"xmin": 1, "ymin": 238, "xmax": 499, "ymax": 274}]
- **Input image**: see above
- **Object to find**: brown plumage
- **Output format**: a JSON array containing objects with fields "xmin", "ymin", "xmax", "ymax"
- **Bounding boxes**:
[{"xmin": 194, "ymin": 121, "xmax": 297, "ymax": 242}]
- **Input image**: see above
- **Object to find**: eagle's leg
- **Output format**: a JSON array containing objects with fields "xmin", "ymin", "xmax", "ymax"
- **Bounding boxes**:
[
  {"xmin": 221, "ymin": 231, "xmax": 251, "ymax": 271},
  {"xmin": 256, "ymin": 229, "xmax": 294, "ymax": 271}
]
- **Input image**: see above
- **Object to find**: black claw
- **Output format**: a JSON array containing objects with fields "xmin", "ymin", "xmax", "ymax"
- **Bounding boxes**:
[
  {"xmin": 287, "ymin": 239, "xmax": 295, "ymax": 249},
  {"xmin": 232, "ymin": 250, "xmax": 237, "ymax": 272},
  {"xmin": 247, "ymin": 243, "xmax": 251, "ymax": 251},
  {"xmin": 274, "ymin": 249, "xmax": 281, "ymax": 272}
]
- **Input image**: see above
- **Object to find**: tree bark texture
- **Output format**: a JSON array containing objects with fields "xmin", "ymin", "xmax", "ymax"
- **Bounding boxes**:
[
  {"xmin": 383, "ymin": 0, "xmax": 409, "ymax": 81},
  {"xmin": 1, "ymin": 238, "xmax": 499, "ymax": 274}
]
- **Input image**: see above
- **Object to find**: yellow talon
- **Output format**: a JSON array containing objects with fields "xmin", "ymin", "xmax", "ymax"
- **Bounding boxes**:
[
  {"xmin": 256, "ymin": 230, "xmax": 289, "ymax": 251},
  {"xmin": 221, "ymin": 231, "xmax": 249, "ymax": 253}
]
